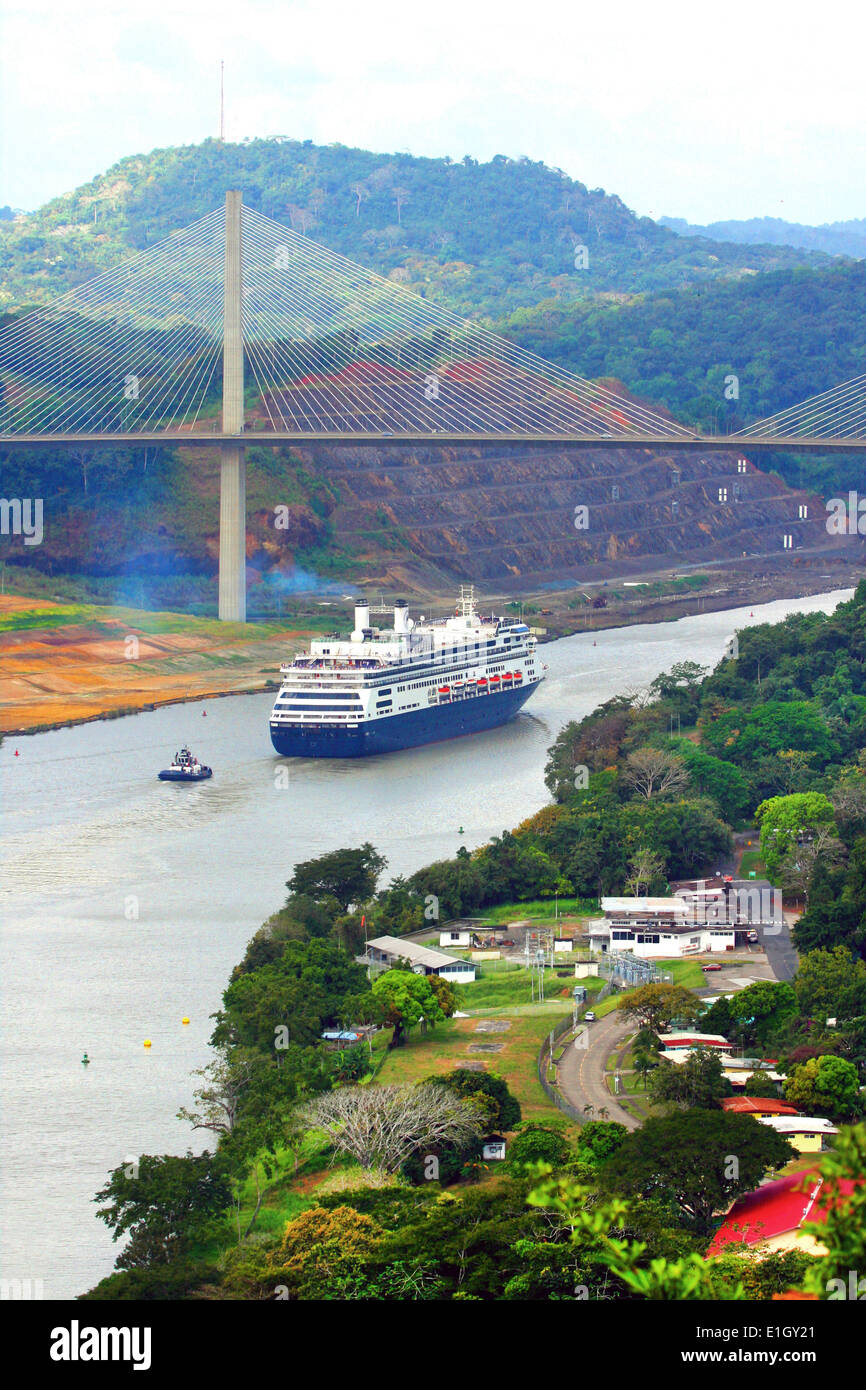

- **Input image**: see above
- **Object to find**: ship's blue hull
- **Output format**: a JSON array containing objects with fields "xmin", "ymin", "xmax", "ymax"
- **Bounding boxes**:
[{"xmin": 270, "ymin": 682, "xmax": 539, "ymax": 758}]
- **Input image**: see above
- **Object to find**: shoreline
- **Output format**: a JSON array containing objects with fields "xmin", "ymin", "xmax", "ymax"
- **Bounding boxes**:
[{"xmin": 2, "ymin": 571, "xmax": 856, "ymax": 738}]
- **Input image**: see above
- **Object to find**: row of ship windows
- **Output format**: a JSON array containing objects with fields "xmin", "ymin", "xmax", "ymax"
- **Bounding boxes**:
[
  {"xmin": 276, "ymin": 702, "xmax": 361, "ymax": 712},
  {"xmin": 280, "ymin": 691, "xmax": 361, "ymax": 702}
]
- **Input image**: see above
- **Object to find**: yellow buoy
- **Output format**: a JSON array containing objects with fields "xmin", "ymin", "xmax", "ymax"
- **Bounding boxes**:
[
  {"xmin": 143, "ymin": 1039, "xmax": 152, "ymax": 1048},
  {"xmin": 182, "ymin": 1017, "xmax": 190, "ymax": 1026}
]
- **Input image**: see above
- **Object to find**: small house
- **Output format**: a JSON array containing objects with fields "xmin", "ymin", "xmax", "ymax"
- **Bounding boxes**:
[
  {"xmin": 482, "ymin": 1138, "xmax": 507, "ymax": 1161},
  {"xmin": 439, "ymin": 928, "xmax": 472, "ymax": 948}
]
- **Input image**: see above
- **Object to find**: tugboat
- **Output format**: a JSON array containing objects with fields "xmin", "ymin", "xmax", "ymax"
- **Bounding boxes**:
[{"xmin": 158, "ymin": 747, "xmax": 213, "ymax": 782}]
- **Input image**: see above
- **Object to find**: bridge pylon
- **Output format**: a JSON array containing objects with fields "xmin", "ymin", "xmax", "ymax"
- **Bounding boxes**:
[{"xmin": 218, "ymin": 189, "xmax": 246, "ymax": 622}]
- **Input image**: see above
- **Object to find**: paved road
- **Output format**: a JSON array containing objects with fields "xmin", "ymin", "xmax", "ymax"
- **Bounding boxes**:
[
  {"xmin": 557, "ymin": 1009, "xmax": 640, "ymax": 1130},
  {"xmin": 764, "ymin": 913, "xmax": 800, "ymax": 982}
]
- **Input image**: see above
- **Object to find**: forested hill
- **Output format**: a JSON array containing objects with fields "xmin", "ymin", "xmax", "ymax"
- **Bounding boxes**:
[
  {"xmin": 0, "ymin": 137, "xmax": 830, "ymax": 318},
  {"xmin": 501, "ymin": 259, "xmax": 866, "ymax": 488}
]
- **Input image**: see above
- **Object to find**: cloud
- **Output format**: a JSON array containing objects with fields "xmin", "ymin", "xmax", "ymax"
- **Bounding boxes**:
[{"xmin": 0, "ymin": 0, "xmax": 863, "ymax": 222}]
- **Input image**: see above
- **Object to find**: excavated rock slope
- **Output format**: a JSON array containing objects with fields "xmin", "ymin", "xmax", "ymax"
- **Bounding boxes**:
[{"xmin": 290, "ymin": 441, "xmax": 851, "ymax": 587}]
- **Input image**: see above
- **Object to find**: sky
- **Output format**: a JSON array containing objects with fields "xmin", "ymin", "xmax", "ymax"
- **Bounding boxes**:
[{"xmin": 0, "ymin": 0, "xmax": 864, "ymax": 225}]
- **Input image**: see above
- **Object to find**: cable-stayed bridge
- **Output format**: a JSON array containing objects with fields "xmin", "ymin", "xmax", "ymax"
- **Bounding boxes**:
[{"xmin": 1, "ymin": 193, "xmax": 864, "ymax": 618}]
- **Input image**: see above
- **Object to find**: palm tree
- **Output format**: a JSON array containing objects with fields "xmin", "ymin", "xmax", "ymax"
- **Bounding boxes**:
[
  {"xmin": 633, "ymin": 1049, "xmax": 655, "ymax": 1090},
  {"xmin": 597, "ymin": 1106, "xmax": 610, "ymax": 1120},
  {"xmin": 583, "ymin": 1104, "xmax": 595, "ymax": 1118}
]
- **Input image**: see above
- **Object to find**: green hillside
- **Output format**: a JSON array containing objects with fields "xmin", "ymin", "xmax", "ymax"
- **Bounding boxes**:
[
  {"xmin": 501, "ymin": 260, "xmax": 866, "ymax": 494},
  {"xmin": 0, "ymin": 137, "xmax": 829, "ymax": 320}
]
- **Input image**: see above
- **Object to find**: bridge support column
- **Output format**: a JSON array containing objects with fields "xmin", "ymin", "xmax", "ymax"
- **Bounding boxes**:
[
  {"xmin": 218, "ymin": 188, "xmax": 246, "ymax": 622},
  {"xmin": 219, "ymin": 443, "xmax": 246, "ymax": 621}
]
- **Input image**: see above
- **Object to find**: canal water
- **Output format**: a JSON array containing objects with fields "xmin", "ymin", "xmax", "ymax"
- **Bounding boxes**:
[{"xmin": 0, "ymin": 589, "xmax": 852, "ymax": 1298}]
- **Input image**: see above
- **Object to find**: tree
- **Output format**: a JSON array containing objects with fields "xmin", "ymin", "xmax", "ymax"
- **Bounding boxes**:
[
  {"xmin": 372, "ymin": 968, "xmax": 449, "ymax": 1045},
  {"xmin": 744, "ymin": 1071, "xmax": 781, "ymax": 1098},
  {"xmin": 434, "ymin": 1068, "xmax": 522, "ymax": 1131},
  {"xmin": 727, "ymin": 981, "xmax": 798, "ymax": 1050},
  {"xmin": 286, "ymin": 844, "xmax": 387, "ymax": 910},
  {"xmin": 212, "ymin": 938, "xmax": 369, "ymax": 1053},
  {"xmin": 794, "ymin": 946, "xmax": 866, "ymax": 1023},
  {"xmin": 616, "ymin": 983, "xmax": 701, "ymax": 1034},
  {"xmin": 302, "ymin": 1083, "xmax": 484, "ymax": 1173},
  {"xmin": 575, "ymin": 1121, "xmax": 628, "ymax": 1167},
  {"xmin": 778, "ymin": 824, "xmax": 846, "ymax": 902},
  {"xmin": 623, "ymin": 846, "xmax": 666, "ymax": 896},
  {"xmin": 623, "ymin": 748, "xmax": 689, "ymax": 800},
  {"xmin": 506, "ymin": 1123, "xmax": 571, "ymax": 1170},
  {"xmin": 600, "ymin": 1110, "xmax": 793, "ymax": 1234},
  {"xmin": 649, "ymin": 661, "xmax": 708, "ymax": 700},
  {"xmin": 783, "ymin": 1055, "xmax": 862, "ymax": 1121},
  {"xmin": 675, "ymin": 746, "xmax": 752, "ymax": 822},
  {"xmin": 176, "ymin": 1048, "xmax": 276, "ymax": 1138},
  {"xmin": 802, "ymin": 1123, "xmax": 866, "ymax": 1295},
  {"xmin": 393, "ymin": 186, "xmax": 410, "ymax": 224},
  {"xmin": 633, "ymin": 1048, "xmax": 659, "ymax": 1089},
  {"xmin": 529, "ymin": 1174, "xmax": 746, "ymax": 1300},
  {"xmin": 94, "ymin": 1152, "xmax": 232, "ymax": 1268},
  {"xmin": 755, "ymin": 793, "xmax": 836, "ymax": 879},
  {"xmin": 649, "ymin": 1047, "xmax": 732, "ymax": 1110},
  {"xmin": 270, "ymin": 1205, "xmax": 383, "ymax": 1299}
]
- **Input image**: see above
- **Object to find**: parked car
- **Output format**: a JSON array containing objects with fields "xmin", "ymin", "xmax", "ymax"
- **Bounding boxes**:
[
  {"xmin": 702, "ymin": 964, "xmax": 723, "ymax": 972},
  {"xmin": 746, "ymin": 930, "xmax": 759, "ymax": 943},
  {"xmin": 583, "ymin": 1011, "xmax": 597, "ymax": 1022}
]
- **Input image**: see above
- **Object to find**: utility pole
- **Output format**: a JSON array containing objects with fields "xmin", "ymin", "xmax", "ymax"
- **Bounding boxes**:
[{"xmin": 219, "ymin": 190, "xmax": 246, "ymax": 621}]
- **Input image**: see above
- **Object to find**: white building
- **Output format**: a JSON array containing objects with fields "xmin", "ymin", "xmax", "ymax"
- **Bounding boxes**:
[
  {"xmin": 482, "ymin": 1139, "xmax": 507, "ymax": 1160},
  {"xmin": 590, "ymin": 897, "xmax": 736, "ymax": 958},
  {"xmin": 758, "ymin": 1115, "xmax": 839, "ymax": 1153},
  {"xmin": 439, "ymin": 928, "xmax": 473, "ymax": 948},
  {"xmin": 361, "ymin": 935, "xmax": 476, "ymax": 982}
]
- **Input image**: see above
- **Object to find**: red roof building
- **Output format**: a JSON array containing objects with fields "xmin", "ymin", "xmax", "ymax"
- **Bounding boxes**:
[
  {"xmin": 708, "ymin": 1169, "xmax": 856, "ymax": 1256},
  {"xmin": 721, "ymin": 1097, "xmax": 799, "ymax": 1117}
]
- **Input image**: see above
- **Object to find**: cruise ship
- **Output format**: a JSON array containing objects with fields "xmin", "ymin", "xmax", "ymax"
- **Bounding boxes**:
[{"xmin": 269, "ymin": 587, "xmax": 545, "ymax": 758}]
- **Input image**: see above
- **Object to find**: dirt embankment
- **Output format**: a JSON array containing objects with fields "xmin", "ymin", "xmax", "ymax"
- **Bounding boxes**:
[{"xmin": 0, "ymin": 599, "xmax": 309, "ymax": 735}]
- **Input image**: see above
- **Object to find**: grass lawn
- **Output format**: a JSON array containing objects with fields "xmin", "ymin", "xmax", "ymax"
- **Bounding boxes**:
[
  {"xmin": 472, "ymin": 898, "xmax": 598, "ymax": 923},
  {"xmin": 661, "ymin": 958, "xmax": 706, "ymax": 989},
  {"xmin": 374, "ymin": 1011, "xmax": 573, "ymax": 1124},
  {"xmin": 739, "ymin": 850, "xmax": 768, "ymax": 879},
  {"xmin": 456, "ymin": 963, "xmax": 605, "ymax": 1012}
]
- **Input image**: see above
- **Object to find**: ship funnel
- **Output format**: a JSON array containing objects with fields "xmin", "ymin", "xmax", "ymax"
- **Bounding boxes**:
[
  {"xmin": 352, "ymin": 600, "xmax": 370, "ymax": 642},
  {"xmin": 393, "ymin": 600, "xmax": 410, "ymax": 634}
]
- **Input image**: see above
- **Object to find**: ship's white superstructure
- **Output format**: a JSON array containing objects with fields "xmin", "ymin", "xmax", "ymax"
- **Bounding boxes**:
[{"xmin": 269, "ymin": 587, "xmax": 544, "ymax": 757}]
